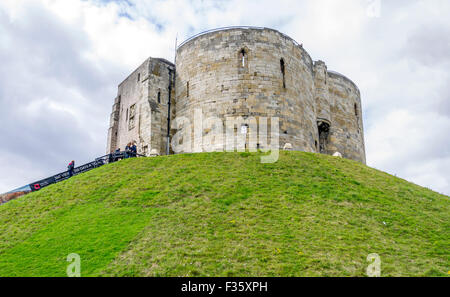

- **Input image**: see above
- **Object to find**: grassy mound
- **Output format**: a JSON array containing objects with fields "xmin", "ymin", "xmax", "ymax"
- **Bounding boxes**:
[{"xmin": 0, "ymin": 152, "xmax": 448, "ymax": 277}]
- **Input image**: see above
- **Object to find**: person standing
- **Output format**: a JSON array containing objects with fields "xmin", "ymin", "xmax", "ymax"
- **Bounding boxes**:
[
  {"xmin": 131, "ymin": 142, "xmax": 137, "ymax": 157},
  {"xmin": 125, "ymin": 143, "xmax": 131, "ymax": 158},
  {"xmin": 68, "ymin": 160, "xmax": 75, "ymax": 178}
]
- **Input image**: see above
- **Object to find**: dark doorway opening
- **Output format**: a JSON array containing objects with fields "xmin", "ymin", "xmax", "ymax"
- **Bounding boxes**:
[{"xmin": 317, "ymin": 121, "xmax": 330, "ymax": 154}]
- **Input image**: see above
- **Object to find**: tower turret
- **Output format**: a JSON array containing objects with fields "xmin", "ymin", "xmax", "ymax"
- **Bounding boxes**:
[{"xmin": 314, "ymin": 60, "xmax": 332, "ymax": 154}]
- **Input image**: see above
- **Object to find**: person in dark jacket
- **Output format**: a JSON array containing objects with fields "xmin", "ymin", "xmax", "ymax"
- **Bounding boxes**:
[
  {"xmin": 125, "ymin": 143, "xmax": 131, "ymax": 158},
  {"xmin": 68, "ymin": 160, "xmax": 75, "ymax": 178},
  {"xmin": 131, "ymin": 143, "xmax": 137, "ymax": 157}
]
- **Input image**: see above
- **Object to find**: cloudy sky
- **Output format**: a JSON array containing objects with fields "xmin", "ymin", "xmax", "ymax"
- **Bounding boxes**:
[{"xmin": 0, "ymin": 0, "xmax": 449, "ymax": 195}]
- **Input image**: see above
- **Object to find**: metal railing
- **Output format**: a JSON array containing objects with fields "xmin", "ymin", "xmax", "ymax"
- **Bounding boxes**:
[
  {"xmin": 0, "ymin": 152, "xmax": 147, "ymax": 204},
  {"xmin": 27, "ymin": 152, "xmax": 146, "ymax": 192}
]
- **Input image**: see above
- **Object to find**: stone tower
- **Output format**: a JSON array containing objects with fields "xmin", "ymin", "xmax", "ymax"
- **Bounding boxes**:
[
  {"xmin": 107, "ymin": 27, "xmax": 366, "ymax": 163},
  {"xmin": 107, "ymin": 58, "xmax": 175, "ymax": 156}
]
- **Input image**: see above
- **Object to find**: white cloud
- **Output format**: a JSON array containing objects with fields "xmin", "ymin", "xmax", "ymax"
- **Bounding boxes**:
[{"xmin": 366, "ymin": 108, "xmax": 450, "ymax": 195}]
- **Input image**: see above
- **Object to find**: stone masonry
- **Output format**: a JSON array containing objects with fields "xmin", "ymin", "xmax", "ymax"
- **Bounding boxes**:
[
  {"xmin": 107, "ymin": 57, "xmax": 175, "ymax": 156},
  {"xmin": 107, "ymin": 27, "xmax": 366, "ymax": 163}
]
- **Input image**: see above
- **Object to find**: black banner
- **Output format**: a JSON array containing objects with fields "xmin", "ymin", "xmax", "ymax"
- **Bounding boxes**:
[
  {"xmin": 73, "ymin": 159, "xmax": 104, "ymax": 175},
  {"xmin": 29, "ymin": 176, "xmax": 56, "ymax": 191},
  {"xmin": 29, "ymin": 159, "xmax": 106, "ymax": 192},
  {"xmin": 21, "ymin": 153, "xmax": 144, "ymax": 194},
  {"xmin": 0, "ymin": 277, "xmax": 442, "ymax": 296}
]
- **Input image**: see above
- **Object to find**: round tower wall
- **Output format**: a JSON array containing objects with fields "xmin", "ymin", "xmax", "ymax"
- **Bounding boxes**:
[
  {"xmin": 175, "ymin": 27, "xmax": 318, "ymax": 153},
  {"xmin": 327, "ymin": 71, "xmax": 366, "ymax": 163}
]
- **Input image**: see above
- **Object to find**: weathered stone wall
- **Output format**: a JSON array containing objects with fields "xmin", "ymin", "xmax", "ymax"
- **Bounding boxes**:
[
  {"xmin": 108, "ymin": 27, "xmax": 366, "ymax": 163},
  {"xmin": 327, "ymin": 71, "xmax": 366, "ymax": 163},
  {"xmin": 174, "ymin": 27, "xmax": 365, "ymax": 163},
  {"xmin": 175, "ymin": 28, "xmax": 318, "ymax": 153},
  {"xmin": 107, "ymin": 58, "xmax": 175, "ymax": 156}
]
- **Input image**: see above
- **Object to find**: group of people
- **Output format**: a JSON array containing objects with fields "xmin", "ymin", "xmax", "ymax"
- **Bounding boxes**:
[
  {"xmin": 67, "ymin": 142, "xmax": 138, "ymax": 178},
  {"xmin": 113, "ymin": 142, "xmax": 138, "ymax": 161},
  {"xmin": 125, "ymin": 142, "xmax": 138, "ymax": 158}
]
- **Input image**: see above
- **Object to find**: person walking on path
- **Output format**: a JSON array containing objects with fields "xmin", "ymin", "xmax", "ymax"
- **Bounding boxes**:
[{"xmin": 68, "ymin": 160, "xmax": 75, "ymax": 178}]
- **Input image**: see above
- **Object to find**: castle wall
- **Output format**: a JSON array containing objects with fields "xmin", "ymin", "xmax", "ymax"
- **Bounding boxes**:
[
  {"xmin": 314, "ymin": 61, "xmax": 332, "ymax": 124},
  {"xmin": 327, "ymin": 71, "xmax": 366, "ymax": 163},
  {"xmin": 107, "ymin": 27, "xmax": 366, "ymax": 163},
  {"xmin": 106, "ymin": 58, "xmax": 175, "ymax": 156},
  {"xmin": 175, "ymin": 27, "xmax": 318, "ymax": 153},
  {"xmin": 106, "ymin": 95, "xmax": 121, "ymax": 154}
]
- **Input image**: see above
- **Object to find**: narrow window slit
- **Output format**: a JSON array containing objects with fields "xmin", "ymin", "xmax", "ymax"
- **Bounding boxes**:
[
  {"xmin": 280, "ymin": 58, "xmax": 286, "ymax": 89},
  {"xmin": 239, "ymin": 49, "xmax": 247, "ymax": 68}
]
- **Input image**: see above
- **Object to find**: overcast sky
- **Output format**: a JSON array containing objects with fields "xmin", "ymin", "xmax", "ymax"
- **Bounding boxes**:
[{"xmin": 0, "ymin": 0, "xmax": 449, "ymax": 195}]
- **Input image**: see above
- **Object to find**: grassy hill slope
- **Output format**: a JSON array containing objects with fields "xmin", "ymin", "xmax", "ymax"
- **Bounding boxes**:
[{"xmin": 0, "ymin": 151, "xmax": 448, "ymax": 277}]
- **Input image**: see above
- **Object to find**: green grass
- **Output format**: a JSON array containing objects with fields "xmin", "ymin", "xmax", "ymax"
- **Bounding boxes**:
[{"xmin": 0, "ymin": 151, "xmax": 448, "ymax": 276}]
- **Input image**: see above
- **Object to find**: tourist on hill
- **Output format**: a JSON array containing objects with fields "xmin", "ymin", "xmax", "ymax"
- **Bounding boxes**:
[
  {"xmin": 114, "ymin": 148, "xmax": 121, "ymax": 161},
  {"xmin": 68, "ymin": 160, "xmax": 75, "ymax": 178},
  {"xmin": 126, "ymin": 143, "xmax": 133, "ymax": 158},
  {"xmin": 131, "ymin": 143, "xmax": 137, "ymax": 157}
]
